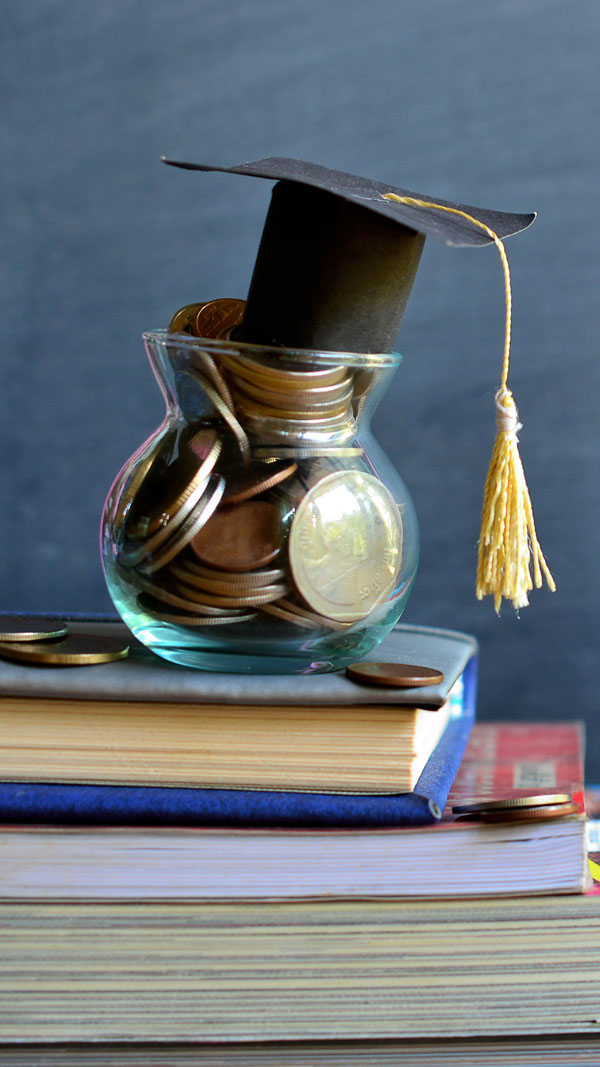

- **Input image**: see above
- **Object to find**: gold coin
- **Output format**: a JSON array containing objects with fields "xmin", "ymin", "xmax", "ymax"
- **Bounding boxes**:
[
  {"xmin": 170, "ymin": 561, "xmax": 289, "ymax": 598},
  {"xmin": 138, "ymin": 594, "xmax": 256, "ymax": 627},
  {"xmin": 258, "ymin": 602, "xmax": 322, "ymax": 630},
  {"xmin": 191, "ymin": 370, "xmax": 250, "ymax": 463},
  {"xmin": 0, "ymin": 617, "xmax": 69, "ymax": 642},
  {"xmin": 223, "ymin": 460, "xmax": 297, "ymax": 504},
  {"xmin": 127, "ymin": 428, "xmax": 222, "ymax": 543},
  {"xmin": 0, "ymin": 634, "xmax": 129, "ymax": 666},
  {"xmin": 187, "ymin": 353, "xmax": 235, "ymax": 410},
  {"xmin": 229, "ymin": 373, "xmax": 354, "ymax": 410},
  {"xmin": 139, "ymin": 474, "xmax": 226, "ymax": 573},
  {"xmin": 458, "ymin": 802, "xmax": 582, "ymax": 824},
  {"xmin": 175, "ymin": 556, "xmax": 286, "ymax": 588},
  {"xmin": 451, "ymin": 793, "xmax": 574, "ymax": 815},
  {"xmin": 122, "ymin": 567, "xmax": 249, "ymax": 616},
  {"xmin": 193, "ymin": 298, "xmax": 246, "ymax": 339},
  {"xmin": 168, "ymin": 303, "xmax": 207, "ymax": 335},
  {"xmin": 288, "ymin": 471, "xmax": 403, "ymax": 622},
  {"xmin": 222, "ymin": 353, "xmax": 349, "ymax": 389},
  {"xmin": 260, "ymin": 598, "xmax": 351, "ymax": 632},
  {"xmin": 253, "ymin": 447, "xmax": 364, "ymax": 460},
  {"xmin": 234, "ymin": 396, "xmax": 353, "ymax": 423},
  {"xmin": 173, "ymin": 578, "xmax": 287, "ymax": 608}
]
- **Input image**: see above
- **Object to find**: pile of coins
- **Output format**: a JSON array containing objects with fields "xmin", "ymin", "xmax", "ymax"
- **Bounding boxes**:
[
  {"xmin": 451, "ymin": 793, "xmax": 580, "ymax": 824},
  {"xmin": 109, "ymin": 299, "xmax": 404, "ymax": 635},
  {"xmin": 0, "ymin": 617, "xmax": 129, "ymax": 666}
]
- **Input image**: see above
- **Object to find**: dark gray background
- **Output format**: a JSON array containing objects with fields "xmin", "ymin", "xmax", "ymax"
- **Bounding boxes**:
[{"xmin": 2, "ymin": 2, "xmax": 599, "ymax": 773}]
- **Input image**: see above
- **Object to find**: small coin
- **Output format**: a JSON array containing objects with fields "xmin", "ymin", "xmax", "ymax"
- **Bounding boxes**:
[
  {"xmin": 260, "ymin": 598, "xmax": 351, "ymax": 632},
  {"xmin": 170, "ymin": 561, "xmax": 289, "ymax": 598},
  {"xmin": 0, "ymin": 617, "xmax": 69, "ymax": 643},
  {"xmin": 139, "ymin": 597, "xmax": 256, "ymax": 627},
  {"xmin": 345, "ymin": 662, "xmax": 445, "ymax": 688},
  {"xmin": 173, "ymin": 578, "xmax": 287, "ymax": 608},
  {"xmin": 168, "ymin": 302, "xmax": 208, "ymax": 335},
  {"xmin": 175, "ymin": 555, "xmax": 286, "ymax": 588},
  {"xmin": 253, "ymin": 447, "xmax": 364, "ymax": 460},
  {"xmin": 194, "ymin": 298, "xmax": 246, "ymax": 340},
  {"xmin": 222, "ymin": 353, "xmax": 350, "ymax": 390},
  {"xmin": 127, "ymin": 575, "xmax": 249, "ymax": 617},
  {"xmin": 463, "ymin": 802, "xmax": 581, "ymax": 824},
  {"xmin": 190, "ymin": 499, "xmax": 282, "ymax": 573},
  {"xmin": 0, "ymin": 633, "xmax": 129, "ymax": 666},
  {"xmin": 192, "ymin": 370, "xmax": 250, "ymax": 463},
  {"xmin": 452, "ymin": 793, "xmax": 574, "ymax": 815},
  {"xmin": 127, "ymin": 428, "xmax": 222, "ymax": 542},
  {"xmin": 223, "ymin": 461, "xmax": 298, "ymax": 504},
  {"xmin": 139, "ymin": 474, "xmax": 226, "ymax": 573},
  {"xmin": 289, "ymin": 471, "xmax": 402, "ymax": 622}
]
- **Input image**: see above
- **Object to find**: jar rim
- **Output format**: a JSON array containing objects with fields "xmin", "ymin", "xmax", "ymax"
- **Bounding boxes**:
[{"xmin": 143, "ymin": 330, "xmax": 402, "ymax": 369}]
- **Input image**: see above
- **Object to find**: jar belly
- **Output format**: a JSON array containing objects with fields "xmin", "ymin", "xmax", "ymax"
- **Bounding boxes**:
[{"xmin": 100, "ymin": 334, "xmax": 419, "ymax": 674}]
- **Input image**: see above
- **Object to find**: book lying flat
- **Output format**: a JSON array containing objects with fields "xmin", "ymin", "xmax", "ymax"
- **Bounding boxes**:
[
  {"xmin": 1, "ymin": 890, "xmax": 599, "ymax": 1044},
  {"xmin": 0, "ymin": 620, "xmax": 477, "ymax": 811},
  {"xmin": 0, "ymin": 722, "xmax": 586, "ymax": 901}
]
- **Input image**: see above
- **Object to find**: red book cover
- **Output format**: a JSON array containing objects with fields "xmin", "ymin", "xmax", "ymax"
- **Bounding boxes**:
[{"xmin": 447, "ymin": 721, "xmax": 586, "ymax": 813}]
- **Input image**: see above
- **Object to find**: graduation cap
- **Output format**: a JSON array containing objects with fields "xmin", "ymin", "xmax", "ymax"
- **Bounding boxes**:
[
  {"xmin": 161, "ymin": 156, "xmax": 555, "ymax": 612},
  {"xmin": 161, "ymin": 156, "xmax": 535, "ymax": 353}
]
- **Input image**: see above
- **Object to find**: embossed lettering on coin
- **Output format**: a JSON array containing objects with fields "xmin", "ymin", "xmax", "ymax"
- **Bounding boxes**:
[{"xmin": 288, "ymin": 471, "xmax": 402, "ymax": 622}]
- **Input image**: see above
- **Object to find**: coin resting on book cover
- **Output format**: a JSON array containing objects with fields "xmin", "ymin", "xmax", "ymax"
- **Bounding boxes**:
[
  {"xmin": 0, "ymin": 617, "xmax": 69, "ymax": 643},
  {"xmin": 0, "ymin": 632, "xmax": 130, "ymax": 666},
  {"xmin": 346, "ymin": 662, "xmax": 445, "ymax": 688}
]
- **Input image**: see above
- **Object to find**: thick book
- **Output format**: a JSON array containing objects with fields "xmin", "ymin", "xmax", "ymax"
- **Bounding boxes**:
[
  {"xmin": 1, "ymin": 890, "xmax": 599, "ymax": 1045},
  {"xmin": 0, "ymin": 619, "xmax": 477, "ymax": 824},
  {"xmin": 0, "ymin": 722, "xmax": 587, "ymax": 900}
]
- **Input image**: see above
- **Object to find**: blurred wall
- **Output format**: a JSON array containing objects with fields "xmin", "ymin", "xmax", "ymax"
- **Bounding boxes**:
[{"xmin": 2, "ymin": 2, "xmax": 599, "ymax": 772}]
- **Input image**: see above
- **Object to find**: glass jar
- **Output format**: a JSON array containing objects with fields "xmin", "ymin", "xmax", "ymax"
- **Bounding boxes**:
[{"xmin": 100, "ymin": 332, "xmax": 419, "ymax": 673}]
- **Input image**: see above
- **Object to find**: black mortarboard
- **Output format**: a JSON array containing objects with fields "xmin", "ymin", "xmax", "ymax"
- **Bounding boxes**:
[{"xmin": 162, "ymin": 156, "xmax": 535, "ymax": 353}]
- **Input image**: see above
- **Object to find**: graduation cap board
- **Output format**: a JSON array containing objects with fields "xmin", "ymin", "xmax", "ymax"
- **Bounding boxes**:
[{"xmin": 162, "ymin": 156, "xmax": 555, "ymax": 612}]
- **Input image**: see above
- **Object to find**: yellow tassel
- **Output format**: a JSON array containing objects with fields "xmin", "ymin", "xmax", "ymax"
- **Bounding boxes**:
[{"xmin": 382, "ymin": 191, "xmax": 556, "ymax": 611}]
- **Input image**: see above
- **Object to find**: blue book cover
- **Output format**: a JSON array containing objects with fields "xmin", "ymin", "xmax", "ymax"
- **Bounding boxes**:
[{"xmin": 0, "ymin": 620, "xmax": 477, "ymax": 828}]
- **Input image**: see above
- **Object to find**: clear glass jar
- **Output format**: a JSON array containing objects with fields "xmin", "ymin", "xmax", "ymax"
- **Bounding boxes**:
[{"xmin": 100, "ymin": 332, "xmax": 419, "ymax": 673}]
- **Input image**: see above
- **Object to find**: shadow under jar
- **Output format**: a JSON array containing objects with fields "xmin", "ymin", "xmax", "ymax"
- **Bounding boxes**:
[{"xmin": 100, "ymin": 331, "xmax": 419, "ymax": 673}]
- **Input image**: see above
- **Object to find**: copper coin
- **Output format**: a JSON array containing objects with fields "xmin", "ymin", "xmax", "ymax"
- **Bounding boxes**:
[
  {"xmin": 475, "ymin": 802, "xmax": 581, "ymax": 824},
  {"xmin": 0, "ymin": 633, "xmax": 129, "ymax": 666},
  {"xmin": 0, "ymin": 617, "xmax": 69, "ymax": 643},
  {"xmin": 194, "ymin": 298, "xmax": 246, "ymax": 340},
  {"xmin": 168, "ymin": 303, "xmax": 207, "ymax": 335},
  {"xmin": 223, "ymin": 461, "xmax": 298, "ymax": 504},
  {"xmin": 452, "ymin": 793, "xmax": 574, "ymax": 815},
  {"xmin": 139, "ymin": 474, "xmax": 226, "ymax": 573},
  {"xmin": 190, "ymin": 500, "xmax": 282, "ymax": 573},
  {"xmin": 345, "ymin": 662, "xmax": 445, "ymax": 688}
]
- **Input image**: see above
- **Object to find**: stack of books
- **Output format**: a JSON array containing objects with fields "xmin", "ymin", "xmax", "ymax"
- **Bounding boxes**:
[{"xmin": 0, "ymin": 617, "xmax": 596, "ymax": 1065}]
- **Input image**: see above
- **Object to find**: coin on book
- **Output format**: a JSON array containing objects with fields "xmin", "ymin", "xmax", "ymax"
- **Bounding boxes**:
[
  {"xmin": 346, "ymin": 662, "xmax": 445, "ymax": 688},
  {"xmin": 0, "ymin": 633, "xmax": 130, "ymax": 666},
  {"xmin": 477, "ymin": 801, "xmax": 580, "ymax": 823},
  {"xmin": 451, "ymin": 793, "xmax": 574, "ymax": 815},
  {"xmin": 0, "ymin": 617, "xmax": 69, "ymax": 642}
]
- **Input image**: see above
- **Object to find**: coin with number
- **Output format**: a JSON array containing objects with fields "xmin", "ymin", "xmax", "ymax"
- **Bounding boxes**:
[
  {"xmin": 0, "ymin": 617, "xmax": 69, "ymax": 643},
  {"xmin": 289, "ymin": 470, "xmax": 402, "ymax": 622},
  {"xmin": 0, "ymin": 633, "xmax": 129, "ymax": 666}
]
